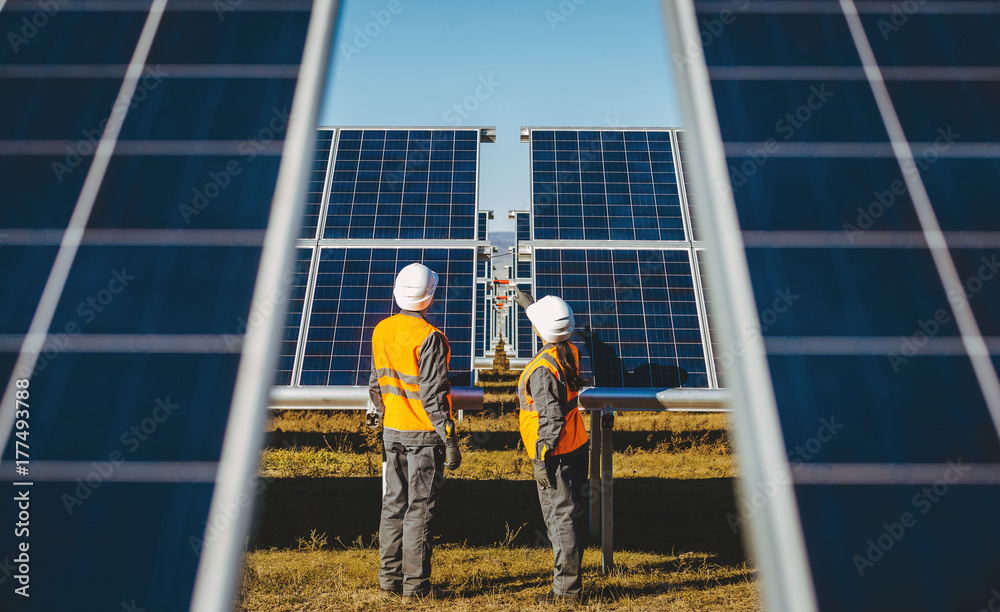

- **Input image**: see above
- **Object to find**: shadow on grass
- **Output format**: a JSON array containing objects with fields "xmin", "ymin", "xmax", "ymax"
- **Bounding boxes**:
[
  {"xmin": 265, "ymin": 429, "xmax": 729, "ymax": 452},
  {"xmin": 249, "ymin": 477, "xmax": 748, "ymax": 565}
]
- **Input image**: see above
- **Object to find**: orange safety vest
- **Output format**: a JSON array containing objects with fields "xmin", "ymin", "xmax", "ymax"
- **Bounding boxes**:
[
  {"xmin": 372, "ymin": 313, "xmax": 452, "ymax": 432},
  {"xmin": 518, "ymin": 344, "xmax": 588, "ymax": 460}
]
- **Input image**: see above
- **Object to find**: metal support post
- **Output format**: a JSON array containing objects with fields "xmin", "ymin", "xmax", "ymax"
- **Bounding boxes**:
[
  {"xmin": 589, "ymin": 409, "xmax": 602, "ymax": 542},
  {"xmin": 600, "ymin": 406, "xmax": 614, "ymax": 574}
]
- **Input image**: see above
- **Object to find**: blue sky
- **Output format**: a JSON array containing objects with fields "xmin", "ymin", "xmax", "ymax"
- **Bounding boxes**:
[{"xmin": 319, "ymin": 0, "xmax": 682, "ymax": 233}]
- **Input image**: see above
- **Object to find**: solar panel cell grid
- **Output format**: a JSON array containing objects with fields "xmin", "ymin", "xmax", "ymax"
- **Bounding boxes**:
[
  {"xmin": 516, "ymin": 211, "xmax": 531, "ymax": 242},
  {"xmin": 688, "ymin": 1, "xmax": 1000, "ymax": 609},
  {"xmin": 478, "ymin": 211, "xmax": 488, "ymax": 240},
  {"xmin": 0, "ymin": 2, "xmax": 319, "ymax": 610},
  {"xmin": 475, "ymin": 283, "xmax": 487, "ymax": 356},
  {"xmin": 300, "ymin": 130, "xmax": 333, "ymax": 239},
  {"xmin": 531, "ymin": 130, "xmax": 684, "ymax": 241},
  {"xmin": 274, "ymin": 248, "xmax": 313, "ymax": 386},
  {"xmin": 324, "ymin": 129, "xmax": 478, "ymax": 241},
  {"xmin": 300, "ymin": 248, "xmax": 475, "ymax": 386},
  {"xmin": 696, "ymin": 251, "xmax": 723, "ymax": 387},
  {"xmin": 88, "ymin": 155, "xmax": 285, "ymax": 230},
  {"xmin": 516, "ymin": 283, "xmax": 534, "ymax": 358},
  {"xmin": 534, "ymin": 248, "xmax": 707, "ymax": 388}
]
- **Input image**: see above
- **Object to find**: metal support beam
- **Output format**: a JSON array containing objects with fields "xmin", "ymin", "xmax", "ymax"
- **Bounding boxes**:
[
  {"xmin": 579, "ymin": 387, "xmax": 730, "ymax": 412},
  {"xmin": 269, "ymin": 385, "xmax": 484, "ymax": 411},
  {"xmin": 589, "ymin": 410, "xmax": 602, "ymax": 542},
  {"xmin": 600, "ymin": 406, "xmax": 614, "ymax": 574}
]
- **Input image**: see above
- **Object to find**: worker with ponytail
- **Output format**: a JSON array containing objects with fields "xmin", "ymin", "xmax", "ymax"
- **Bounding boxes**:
[{"xmin": 512, "ymin": 287, "xmax": 590, "ymax": 604}]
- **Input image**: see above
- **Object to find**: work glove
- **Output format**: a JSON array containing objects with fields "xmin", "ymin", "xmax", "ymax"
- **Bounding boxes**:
[
  {"xmin": 444, "ymin": 419, "xmax": 462, "ymax": 471},
  {"xmin": 533, "ymin": 459, "xmax": 554, "ymax": 490},
  {"xmin": 365, "ymin": 409, "xmax": 380, "ymax": 429},
  {"xmin": 509, "ymin": 284, "xmax": 535, "ymax": 310}
]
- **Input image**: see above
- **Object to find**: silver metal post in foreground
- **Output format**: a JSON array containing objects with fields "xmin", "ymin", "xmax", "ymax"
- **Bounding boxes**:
[
  {"xmin": 662, "ymin": 3, "xmax": 819, "ymax": 610},
  {"xmin": 600, "ymin": 406, "xmax": 614, "ymax": 574},
  {"xmin": 589, "ymin": 409, "xmax": 602, "ymax": 542}
]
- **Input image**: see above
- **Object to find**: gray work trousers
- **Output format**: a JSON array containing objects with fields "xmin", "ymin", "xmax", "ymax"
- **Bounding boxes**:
[
  {"xmin": 379, "ymin": 442, "xmax": 445, "ymax": 595},
  {"xmin": 537, "ymin": 443, "xmax": 589, "ymax": 596}
]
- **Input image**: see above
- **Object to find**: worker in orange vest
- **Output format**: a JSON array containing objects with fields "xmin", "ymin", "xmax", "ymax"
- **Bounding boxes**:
[
  {"xmin": 512, "ymin": 287, "xmax": 590, "ymax": 604},
  {"xmin": 368, "ymin": 263, "xmax": 461, "ymax": 601}
]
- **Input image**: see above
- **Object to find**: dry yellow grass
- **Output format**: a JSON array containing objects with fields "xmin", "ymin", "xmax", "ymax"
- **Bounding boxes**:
[
  {"xmin": 250, "ymin": 405, "xmax": 755, "ymax": 611},
  {"xmin": 238, "ymin": 546, "xmax": 759, "ymax": 612}
]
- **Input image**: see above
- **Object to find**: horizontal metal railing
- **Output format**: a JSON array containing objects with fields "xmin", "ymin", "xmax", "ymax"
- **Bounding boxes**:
[{"xmin": 268, "ymin": 385, "xmax": 730, "ymax": 413}]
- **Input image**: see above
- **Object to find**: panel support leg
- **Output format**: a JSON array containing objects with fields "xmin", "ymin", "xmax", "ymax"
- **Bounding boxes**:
[{"xmin": 600, "ymin": 406, "xmax": 614, "ymax": 574}]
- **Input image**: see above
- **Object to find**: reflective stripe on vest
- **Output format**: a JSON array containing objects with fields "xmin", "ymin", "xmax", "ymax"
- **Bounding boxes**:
[
  {"xmin": 372, "ymin": 313, "xmax": 452, "ymax": 432},
  {"xmin": 518, "ymin": 344, "xmax": 587, "ymax": 460}
]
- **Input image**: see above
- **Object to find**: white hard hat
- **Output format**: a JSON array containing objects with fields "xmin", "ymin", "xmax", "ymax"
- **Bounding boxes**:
[
  {"xmin": 526, "ymin": 295, "xmax": 575, "ymax": 343},
  {"xmin": 394, "ymin": 263, "xmax": 439, "ymax": 311}
]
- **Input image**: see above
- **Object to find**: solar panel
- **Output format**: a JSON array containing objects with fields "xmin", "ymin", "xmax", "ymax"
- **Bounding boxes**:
[
  {"xmin": 533, "ymin": 248, "xmax": 709, "ymax": 388},
  {"xmin": 695, "ymin": 250, "xmax": 724, "ymax": 387},
  {"xmin": 273, "ymin": 247, "xmax": 313, "ymax": 386},
  {"xmin": 514, "ymin": 210, "xmax": 531, "ymax": 242},
  {"xmin": 300, "ymin": 129, "xmax": 334, "ymax": 239},
  {"xmin": 674, "ymin": 130, "xmax": 701, "ymax": 240},
  {"xmin": 475, "ymin": 283, "xmax": 488, "ymax": 356},
  {"xmin": 477, "ymin": 210, "xmax": 489, "ymax": 241},
  {"xmin": 530, "ymin": 129, "xmax": 684, "ymax": 241},
  {"xmin": 665, "ymin": 1, "xmax": 1000, "ymax": 610},
  {"xmin": 515, "ymin": 282, "xmax": 534, "ymax": 359},
  {"xmin": 0, "ymin": 2, "xmax": 335, "ymax": 611},
  {"xmin": 298, "ymin": 247, "xmax": 475, "ymax": 386},
  {"xmin": 323, "ymin": 128, "xmax": 479, "ymax": 240},
  {"xmin": 515, "ymin": 260, "xmax": 532, "ymax": 281}
]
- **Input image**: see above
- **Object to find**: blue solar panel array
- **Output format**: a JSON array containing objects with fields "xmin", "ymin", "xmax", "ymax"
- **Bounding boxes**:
[
  {"xmin": 534, "ymin": 248, "xmax": 708, "ymax": 388},
  {"xmin": 693, "ymin": 1, "xmax": 1000, "ymax": 609},
  {"xmin": 301, "ymin": 129, "xmax": 334, "ymax": 239},
  {"xmin": 324, "ymin": 129, "xmax": 479, "ymax": 240},
  {"xmin": 298, "ymin": 248, "xmax": 475, "ymax": 386},
  {"xmin": 674, "ymin": 131, "xmax": 700, "ymax": 240},
  {"xmin": 477, "ymin": 210, "xmax": 489, "ymax": 241},
  {"xmin": 696, "ymin": 250, "xmax": 723, "ymax": 387},
  {"xmin": 531, "ymin": 130, "xmax": 684, "ymax": 241},
  {"xmin": 274, "ymin": 248, "xmax": 313, "ymax": 386},
  {"xmin": 475, "ymin": 283, "xmax": 488, "ymax": 356},
  {"xmin": 515, "ymin": 210, "xmax": 531, "ymax": 243},
  {"xmin": 515, "ymin": 282, "xmax": 534, "ymax": 359},
  {"xmin": 0, "ymin": 2, "xmax": 317, "ymax": 610}
]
